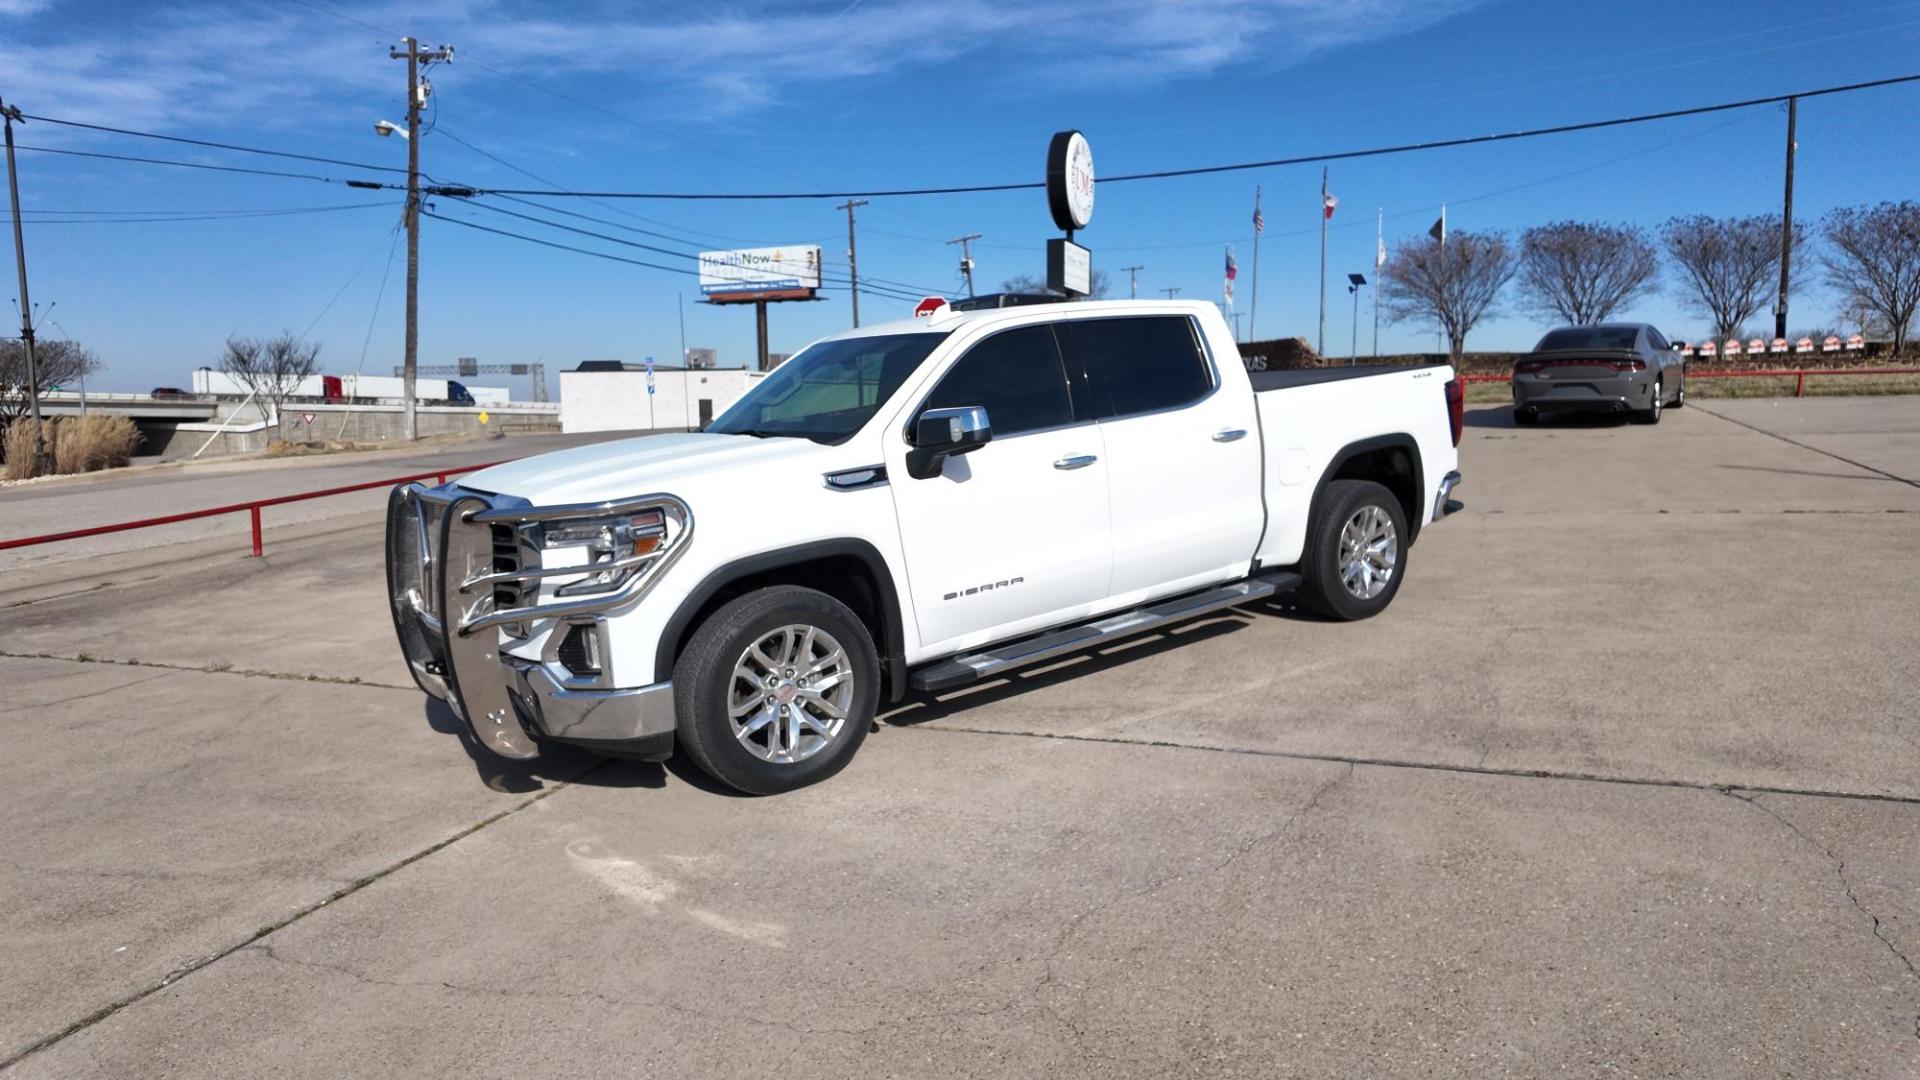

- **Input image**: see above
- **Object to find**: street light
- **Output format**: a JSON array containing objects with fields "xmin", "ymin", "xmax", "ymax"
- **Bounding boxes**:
[
  {"xmin": 373, "ymin": 119, "xmax": 409, "ymax": 141},
  {"xmin": 1347, "ymin": 273, "xmax": 1368, "ymax": 364}
]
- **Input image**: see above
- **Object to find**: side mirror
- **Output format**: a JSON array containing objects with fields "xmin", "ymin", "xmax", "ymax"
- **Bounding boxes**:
[{"xmin": 906, "ymin": 405, "xmax": 992, "ymax": 479}]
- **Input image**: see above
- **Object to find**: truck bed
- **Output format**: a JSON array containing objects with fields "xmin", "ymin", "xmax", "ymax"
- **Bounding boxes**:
[{"xmin": 1249, "ymin": 364, "xmax": 1448, "ymax": 392}]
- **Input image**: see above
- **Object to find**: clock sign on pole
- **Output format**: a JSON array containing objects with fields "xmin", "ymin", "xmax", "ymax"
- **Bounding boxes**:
[{"xmin": 1046, "ymin": 130, "xmax": 1095, "ymax": 297}]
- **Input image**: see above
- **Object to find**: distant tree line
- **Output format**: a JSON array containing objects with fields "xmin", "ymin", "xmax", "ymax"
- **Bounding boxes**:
[{"xmin": 1379, "ymin": 200, "xmax": 1920, "ymax": 364}]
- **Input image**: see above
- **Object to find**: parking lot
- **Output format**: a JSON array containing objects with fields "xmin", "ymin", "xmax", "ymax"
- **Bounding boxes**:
[{"xmin": 3, "ymin": 398, "xmax": 1916, "ymax": 1075}]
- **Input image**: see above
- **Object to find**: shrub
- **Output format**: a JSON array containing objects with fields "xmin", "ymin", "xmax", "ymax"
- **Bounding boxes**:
[
  {"xmin": 52, "ymin": 415, "xmax": 142, "ymax": 474},
  {"xmin": 1, "ymin": 415, "xmax": 142, "ymax": 480}
]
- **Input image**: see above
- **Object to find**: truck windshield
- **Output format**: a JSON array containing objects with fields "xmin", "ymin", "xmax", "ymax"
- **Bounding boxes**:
[{"xmin": 707, "ymin": 332, "xmax": 945, "ymax": 444}]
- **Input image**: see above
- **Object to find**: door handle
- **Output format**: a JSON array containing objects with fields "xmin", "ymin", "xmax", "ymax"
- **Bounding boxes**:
[
  {"xmin": 1212, "ymin": 428, "xmax": 1248, "ymax": 442},
  {"xmin": 1053, "ymin": 454, "xmax": 1098, "ymax": 470}
]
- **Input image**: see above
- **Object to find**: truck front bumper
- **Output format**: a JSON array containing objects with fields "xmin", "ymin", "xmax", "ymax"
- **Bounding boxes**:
[{"xmin": 385, "ymin": 482, "xmax": 692, "ymax": 761}]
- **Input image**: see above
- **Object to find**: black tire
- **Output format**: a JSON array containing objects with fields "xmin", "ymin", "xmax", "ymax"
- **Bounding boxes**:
[
  {"xmin": 1513, "ymin": 407, "xmax": 1539, "ymax": 426},
  {"xmin": 672, "ymin": 586, "xmax": 878, "ymax": 795},
  {"xmin": 1297, "ymin": 479, "xmax": 1410, "ymax": 621},
  {"xmin": 1670, "ymin": 369, "xmax": 1687, "ymax": 409},
  {"xmin": 1632, "ymin": 377, "xmax": 1664, "ymax": 424}
]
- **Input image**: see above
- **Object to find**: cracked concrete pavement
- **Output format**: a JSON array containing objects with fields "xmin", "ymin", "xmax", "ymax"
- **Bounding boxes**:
[{"xmin": 1, "ymin": 398, "xmax": 1916, "ymax": 1075}]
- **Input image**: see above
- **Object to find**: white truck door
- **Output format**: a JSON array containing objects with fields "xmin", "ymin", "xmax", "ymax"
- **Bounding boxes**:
[
  {"xmin": 1057, "ymin": 314, "xmax": 1263, "ymax": 602},
  {"xmin": 886, "ymin": 323, "xmax": 1113, "ymax": 652}
]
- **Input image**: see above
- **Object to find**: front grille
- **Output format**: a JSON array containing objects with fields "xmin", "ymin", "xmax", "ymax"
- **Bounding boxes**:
[{"xmin": 489, "ymin": 524, "xmax": 523, "ymax": 610}]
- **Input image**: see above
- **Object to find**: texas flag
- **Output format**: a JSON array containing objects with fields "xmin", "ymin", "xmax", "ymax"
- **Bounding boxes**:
[
  {"xmin": 1224, "ymin": 247, "xmax": 1237, "ymax": 304},
  {"xmin": 1323, "ymin": 191, "xmax": 1339, "ymax": 220}
]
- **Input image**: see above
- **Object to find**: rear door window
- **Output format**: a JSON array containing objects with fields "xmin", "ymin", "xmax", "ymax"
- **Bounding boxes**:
[
  {"xmin": 1058, "ymin": 316, "xmax": 1214, "ymax": 419},
  {"xmin": 918, "ymin": 324, "xmax": 1075, "ymax": 437}
]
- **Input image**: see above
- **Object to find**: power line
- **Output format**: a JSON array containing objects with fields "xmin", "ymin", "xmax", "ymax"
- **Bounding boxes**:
[
  {"xmin": 17, "ymin": 202, "xmax": 398, "ymax": 224},
  {"xmin": 409, "ymin": 72, "xmax": 1920, "ymax": 201},
  {"xmin": 426, "ymin": 209, "xmax": 927, "ymax": 302},
  {"xmin": 11, "ymin": 143, "xmax": 402, "ymax": 188},
  {"xmin": 16, "ymin": 113, "xmax": 410, "ymax": 175}
]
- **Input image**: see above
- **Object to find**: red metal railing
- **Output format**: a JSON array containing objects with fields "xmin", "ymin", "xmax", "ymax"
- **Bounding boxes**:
[
  {"xmin": 1461, "ymin": 366, "xmax": 1920, "ymax": 397},
  {"xmin": 0, "ymin": 462, "xmax": 505, "ymax": 557}
]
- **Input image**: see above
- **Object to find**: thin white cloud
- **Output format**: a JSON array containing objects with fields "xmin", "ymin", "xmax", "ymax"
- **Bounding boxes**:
[{"xmin": 0, "ymin": 0, "xmax": 1486, "ymax": 134}]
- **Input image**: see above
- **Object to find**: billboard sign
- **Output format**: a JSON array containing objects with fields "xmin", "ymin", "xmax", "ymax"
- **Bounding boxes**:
[{"xmin": 699, "ymin": 246, "xmax": 822, "ymax": 298}]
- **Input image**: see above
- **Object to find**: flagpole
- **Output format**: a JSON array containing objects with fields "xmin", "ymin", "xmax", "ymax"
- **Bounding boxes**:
[
  {"xmin": 1373, "ymin": 207, "xmax": 1383, "ymax": 358},
  {"xmin": 1317, "ymin": 167, "xmax": 1328, "ymax": 359},
  {"xmin": 1249, "ymin": 186, "xmax": 1262, "ymax": 343}
]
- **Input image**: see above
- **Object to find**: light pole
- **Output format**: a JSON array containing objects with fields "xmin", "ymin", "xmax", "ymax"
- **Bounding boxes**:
[
  {"xmin": 1347, "ymin": 274, "xmax": 1368, "ymax": 365},
  {"xmin": 385, "ymin": 38, "xmax": 454, "ymax": 441}
]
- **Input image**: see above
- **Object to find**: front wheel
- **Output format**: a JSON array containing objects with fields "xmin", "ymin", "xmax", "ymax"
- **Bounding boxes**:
[
  {"xmin": 1297, "ymin": 479, "xmax": 1409, "ymax": 621},
  {"xmin": 673, "ymin": 586, "xmax": 878, "ymax": 795}
]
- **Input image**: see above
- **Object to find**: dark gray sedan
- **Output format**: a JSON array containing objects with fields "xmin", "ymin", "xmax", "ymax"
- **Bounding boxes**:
[{"xmin": 1511, "ymin": 324, "xmax": 1686, "ymax": 426}]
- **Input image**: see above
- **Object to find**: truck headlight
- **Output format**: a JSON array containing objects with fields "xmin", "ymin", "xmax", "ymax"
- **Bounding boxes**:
[{"xmin": 541, "ymin": 509, "xmax": 667, "ymax": 597}]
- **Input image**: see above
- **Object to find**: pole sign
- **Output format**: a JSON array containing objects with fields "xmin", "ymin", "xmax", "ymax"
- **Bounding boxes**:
[
  {"xmin": 645, "ymin": 355, "xmax": 656, "ymax": 396},
  {"xmin": 1046, "ymin": 130, "xmax": 1095, "ymax": 233},
  {"xmin": 1045, "ymin": 131, "xmax": 1095, "ymax": 297}
]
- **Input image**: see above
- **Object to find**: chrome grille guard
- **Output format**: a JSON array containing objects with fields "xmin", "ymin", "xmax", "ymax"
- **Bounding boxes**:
[{"xmin": 386, "ymin": 483, "xmax": 693, "ymax": 760}]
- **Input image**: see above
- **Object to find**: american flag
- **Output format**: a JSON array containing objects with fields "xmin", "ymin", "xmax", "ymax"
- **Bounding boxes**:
[{"xmin": 1252, "ymin": 201, "xmax": 1264, "ymax": 234}]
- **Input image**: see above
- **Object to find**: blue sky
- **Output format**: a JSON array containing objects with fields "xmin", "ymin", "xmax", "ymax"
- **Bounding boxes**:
[{"xmin": 4, "ymin": 0, "xmax": 1919, "ymax": 393}]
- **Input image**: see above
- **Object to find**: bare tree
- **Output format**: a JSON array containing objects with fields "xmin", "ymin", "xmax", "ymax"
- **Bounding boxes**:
[
  {"xmin": 1516, "ymin": 221, "xmax": 1658, "ymax": 325},
  {"xmin": 1819, "ymin": 201, "xmax": 1920, "ymax": 357},
  {"xmin": 0, "ymin": 337, "xmax": 103, "ymax": 426},
  {"xmin": 1000, "ymin": 268, "xmax": 1110, "ymax": 299},
  {"xmin": 222, "ymin": 334, "xmax": 321, "ymax": 436},
  {"xmin": 1661, "ymin": 214, "xmax": 1802, "ymax": 344},
  {"xmin": 1380, "ymin": 230, "xmax": 1518, "ymax": 365}
]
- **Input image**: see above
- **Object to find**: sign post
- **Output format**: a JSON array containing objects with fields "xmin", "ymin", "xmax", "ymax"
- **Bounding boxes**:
[
  {"xmin": 644, "ymin": 354, "xmax": 656, "ymax": 430},
  {"xmin": 1045, "ymin": 130, "xmax": 1095, "ymax": 298}
]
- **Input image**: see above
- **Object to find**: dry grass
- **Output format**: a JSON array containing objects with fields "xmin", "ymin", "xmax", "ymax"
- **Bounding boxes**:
[
  {"xmin": 1, "ymin": 415, "xmax": 142, "ymax": 480},
  {"xmin": 1460, "ymin": 368, "xmax": 1920, "ymax": 406}
]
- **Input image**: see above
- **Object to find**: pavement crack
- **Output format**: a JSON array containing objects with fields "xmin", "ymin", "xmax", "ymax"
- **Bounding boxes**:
[
  {"xmin": 1691, "ymin": 404, "xmax": 1920, "ymax": 489},
  {"xmin": 903, "ymin": 723, "xmax": 1920, "ymax": 808},
  {"xmin": 2, "ymin": 669, "xmax": 175, "ymax": 713},
  {"xmin": 1724, "ymin": 790, "xmax": 1920, "ymax": 994},
  {"xmin": 0, "ymin": 761, "xmax": 607, "ymax": 1073},
  {"xmin": 0, "ymin": 649, "xmax": 410, "ymax": 690}
]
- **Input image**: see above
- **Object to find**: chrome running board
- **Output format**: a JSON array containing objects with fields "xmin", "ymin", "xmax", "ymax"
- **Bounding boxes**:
[{"xmin": 909, "ymin": 572, "xmax": 1301, "ymax": 693}]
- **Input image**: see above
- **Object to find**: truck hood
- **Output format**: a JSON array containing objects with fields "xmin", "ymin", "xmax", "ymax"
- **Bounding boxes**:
[{"xmin": 460, "ymin": 432, "xmax": 833, "ymax": 506}]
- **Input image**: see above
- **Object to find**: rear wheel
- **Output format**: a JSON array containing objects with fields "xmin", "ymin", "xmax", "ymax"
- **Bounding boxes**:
[
  {"xmin": 1633, "ymin": 377, "xmax": 1664, "ymax": 424},
  {"xmin": 673, "ymin": 586, "xmax": 878, "ymax": 795},
  {"xmin": 1297, "ymin": 479, "xmax": 1409, "ymax": 621},
  {"xmin": 1670, "ymin": 369, "xmax": 1687, "ymax": 408}
]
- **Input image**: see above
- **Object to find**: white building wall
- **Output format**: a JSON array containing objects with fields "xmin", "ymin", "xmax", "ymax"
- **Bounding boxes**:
[{"xmin": 560, "ymin": 368, "xmax": 760, "ymax": 434}]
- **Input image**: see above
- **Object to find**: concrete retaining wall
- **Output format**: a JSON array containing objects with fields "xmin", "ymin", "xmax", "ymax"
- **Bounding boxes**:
[{"xmin": 162, "ymin": 404, "xmax": 560, "ymax": 460}]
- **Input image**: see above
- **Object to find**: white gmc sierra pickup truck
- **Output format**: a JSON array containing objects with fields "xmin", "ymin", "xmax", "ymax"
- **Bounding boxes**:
[{"xmin": 387, "ymin": 298, "xmax": 1463, "ymax": 793}]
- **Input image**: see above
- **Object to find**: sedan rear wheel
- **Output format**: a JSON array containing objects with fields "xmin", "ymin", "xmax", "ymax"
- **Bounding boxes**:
[{"xmin": 1633, "ymin": 377, "xmax": 1664, "ymax": 425}]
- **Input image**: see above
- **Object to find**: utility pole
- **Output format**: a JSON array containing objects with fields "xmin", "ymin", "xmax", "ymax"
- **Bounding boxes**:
[
  {"xmin": 1122, "ymin": 265, "xmax": 1144, "ymax": 299},
  {"xmin": 2, "ymin": 97, "xmax": 44, "ymax": 468},
  {"xmin": 1161, "ymin": 287, "xmax": 1182, "ymax": 300},
  {"xmin": 677, "ymin": 292, "xmax": 687, "ymax": 364},
  {"xmin": 1774, "ymin": 96, "xmax": 1797, "ymax": 340},
  {"xmin": 947, "ymin": 234, "xmax": 980, "ymax": 297},
  {"xmin": 838, "ymin": 199, "xmax": 869, "ymax": 326},
  {"xmin": 391, "ymin": 37, "xmax": 453, "ymax": 441}
]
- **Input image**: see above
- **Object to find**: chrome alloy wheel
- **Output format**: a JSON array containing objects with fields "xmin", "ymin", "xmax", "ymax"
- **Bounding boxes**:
[
  {"xmin": 727, "ymin": 624, "xmax": 853, "ymax": 765},
  {"xmin": 1337, "ymin": 505, "xmax": 1398, "ymax": 601},
  {"xmin": 1652, "ymin": 378, "xmax": 1664, "ymax": 417}
]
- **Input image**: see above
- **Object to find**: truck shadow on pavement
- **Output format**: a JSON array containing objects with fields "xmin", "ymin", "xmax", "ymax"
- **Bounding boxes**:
[
  {"xmin": 881, "ymin": 605, "xmax": 1324, "ymax": 728},
  {"xmin": 423, "ymin": 698, "xmax": 677, "ymax": 794}
]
